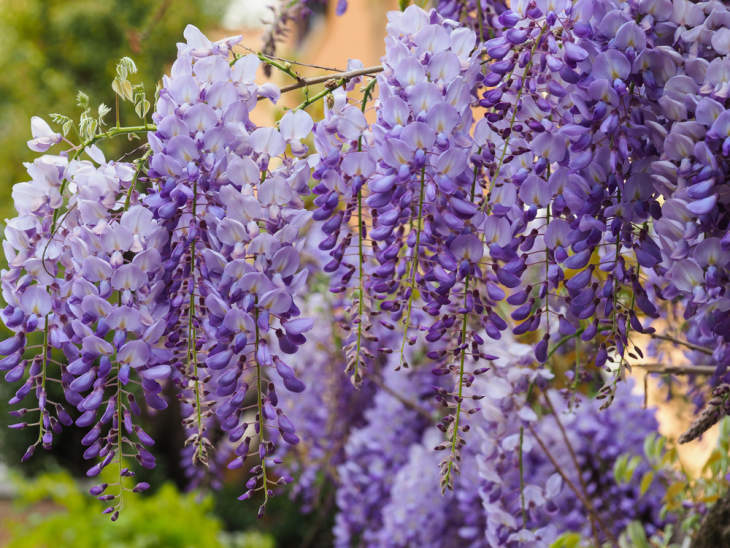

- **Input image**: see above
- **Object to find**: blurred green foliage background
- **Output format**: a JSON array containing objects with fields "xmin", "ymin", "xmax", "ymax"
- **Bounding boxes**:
[
  {"xmin": 3, "ymin": 470, "xmax": 274, "ymax": 548},
  {"xmin": 0, "ymin": 0, "xmax": 225, "ymax": 220}
]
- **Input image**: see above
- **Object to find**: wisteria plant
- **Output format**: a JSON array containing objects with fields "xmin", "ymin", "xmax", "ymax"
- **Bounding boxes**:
[{"xmin": 3, "ymin": 0, "xmax": 730, "ymax": 545}]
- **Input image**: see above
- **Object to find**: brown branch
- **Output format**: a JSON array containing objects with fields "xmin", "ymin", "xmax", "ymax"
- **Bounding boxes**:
[
  {"xmin": 277, "ymin": 65, "xmax": 383, "ymax": 94},
  {"xmin": 634, "ymin": 363, "xmax": 717, "ymax": 376},
  {"xmin": 527, "ymin": 424, "xmax": 619, "ymax": 547},
  {"xmin": 542, "ymin": 391, "xmax": 601, "ymax": 546},
  {"xmin": 370, "ymin": 374, "xmax": 434, "ymax": 421},
  {"xmin": 650, "ymin": 333, "xmax": 714, "ymax": 356}
]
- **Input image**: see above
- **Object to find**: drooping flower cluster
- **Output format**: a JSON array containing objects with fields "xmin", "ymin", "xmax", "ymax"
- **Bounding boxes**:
[
  {"xmin": 329, "ymin": 332, "xmax": 666, "ymax": 547},
  {"xmin": 2, "ymin": 144, "xmax": 166, "ymax": 517},
  {"xmin": 0, "ymin": 1, "xmax": 725, "ymax": 541},
  {"xmin": 537, "ymin": 382, "xmax": 668, "ymax": 539},
  {"xmin": 144, "ymin": 26, "xmax": 317, "ymax": 510},
  {"xmin": 333, "ymin": 362, "xmax": 437, "ymax": 547},
  {"xmin": 648, "ymin": 1, "xmax": 730, "ymax": 399}
]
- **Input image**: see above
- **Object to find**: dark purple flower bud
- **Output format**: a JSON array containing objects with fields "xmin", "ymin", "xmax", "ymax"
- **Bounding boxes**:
[
  {"xmin": 132, "ymin": 482, "xmax": 150, "ymax": 493},
  {"xmin": 535, "ymin": 336, "xmax": 549, "ymax": 363},
  {"xmin": 564, "ymin": 267, "xmax": 593, "ymax": 291},
  {"xmin": 0, "ymin": 350, "xmax": 22, "ymax": 371},
  {"xmin": 89, "ymin": 483, "xmax": 108, "ymax": 496},
  {"xmin": 5, "ymin": 362, "xmax": 25, "ymax": 383}
]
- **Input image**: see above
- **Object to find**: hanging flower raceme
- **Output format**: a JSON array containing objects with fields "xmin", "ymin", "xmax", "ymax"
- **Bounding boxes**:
[
  {"xmin": 2, "ymin": 150, "xmax": 72, "ymax": 460},
  {"xmin": 469, "ymin": 0, "xmax": 680, "ymax": 408},
  {"xmin": 648, "ymin": 0, "xmax": 730, "ymax": 404},
  {"xmin": 311, "ymin": 86, "xmax": 377, "ymax": 385},
  {"xmin": 144, "ymin": 25, "xmax": 315, "ymax": 513},
  {"xmin": 2, "ymin": 127, "xmax": 167, "ymax": 517}
]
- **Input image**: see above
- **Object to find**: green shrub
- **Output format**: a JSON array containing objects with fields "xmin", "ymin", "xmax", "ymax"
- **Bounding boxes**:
[{"xmin": 2, "ymin": 470, "xmax": 273, "ymax": 548}]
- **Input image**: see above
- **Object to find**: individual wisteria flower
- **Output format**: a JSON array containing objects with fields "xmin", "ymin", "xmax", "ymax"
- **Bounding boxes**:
[{"xmin": 26, "ymin": 116, "xmax": 63, "ymax": 152}]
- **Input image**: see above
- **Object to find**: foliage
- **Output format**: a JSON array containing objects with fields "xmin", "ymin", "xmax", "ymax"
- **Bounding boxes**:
[
  {"xmin": 2, "ymin": 469, "xmax": 273, "ymax": 548},
  {"xmin": 0, "ymin": 0, "xmax": 223, "ymax": 220}
]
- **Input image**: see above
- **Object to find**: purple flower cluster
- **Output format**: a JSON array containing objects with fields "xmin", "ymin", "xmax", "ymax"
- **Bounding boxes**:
[
  {"xmin": 333, "ymin": 362, "xmax": 436, "ymax": 547},
  {"xmin": 1, "ymin": 0, "xmax": 725, "ymax": 535},
  {"xmin": 330, "ymin": 332, "xmax": 666, "ymax": 547},
  {"xmin": 2, "ymin": 143, "xmax": 163, "ymax": 517},
  {"xmin": 535, "ymin": 382, "xmax": 667, "ymax": 540},
  {"xmin": 143, "ymin": 25, "xmax": 316, "ymax": 511},
  {"xmin": 1, "ymin": 25, "xmax": 319, "ymax": 517},
  {"xmin": 647, "ymin": 1, "xmax": 730, "ymax": 398}
]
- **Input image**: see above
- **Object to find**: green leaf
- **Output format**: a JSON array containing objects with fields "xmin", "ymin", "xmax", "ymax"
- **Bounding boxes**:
[
  {"xmin": 116, "ymin": 56, "xmax": 138, "ymax": 80},
  {"xmin": 626, "ymin": 521, "xmax": 650, "ymax": 548},
  {"xmin": 640, "ymin": 470, "xmax": 654, "ymax": 496},
  {"xmin": 135, "ymin": 98, "xmax": 150, "ymax": 120},
  {"xmin": 613, "ymin": 454, "xmax": 628, "ymax": 484},
  {"xmin": 76, "ymin": 90, "xmax": 89, "ymax": 108},
  {"xmin": 112, "ymin": 77, "xmax": 134, "ymax": 102},
  {"xmin": 549, "ymin": 532, "xmax": 582, "ymax": 548},
  {"xmin": 97, "ymin": 103, "xmax": 111, "ymax": 120},
  {"xmin": 625, "ymin": 455, "xmax": 642, "ymax": 483}
]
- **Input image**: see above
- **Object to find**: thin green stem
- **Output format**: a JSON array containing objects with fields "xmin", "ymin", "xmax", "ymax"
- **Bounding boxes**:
[
  {"xmin": 116, "ymin": 370, "xmax": 124, "ymax": 512},
  {"xmin": 256, "ymin": 53, "xmax": 301, "ymax": 81},
  {"xmin": 398, "ymin": 166, "xmax": 426, "ymax": 368},
  {"xmin": 544, "ymin": 203, "xmax": 551, "ymax": 334},
  {"xmin": 361, "ymin": 78, "xmax": 377, "ymax": 111},
  {"xmin": 51, "ymin": 124, "xmax": 155, "ymax": 233},
  {"xmin": 444, "ymin": 275, "xmax": 470, "ymax": 489},
  {"xmin": 443, "ymin": 156, "xmax": 480, "ymax": 488},
  {"xmin": 188, "ymin": 177, "xmax": 205, "ymax": 463},
  {"xmin": 353, "ymin": 180, "xmax": 365, "ymax": 385},
  {"xmin": 475, "ymin": 0, "xmax": 485, "ymax": 41},
  {"xmin": 36, "ymin": 316, "xmax": 49, "ymax": 445},
  {"xmin": 124, "ymin": 148, "xmax": 152, "ymax": 209},
  {"xmin": 350, "ymin": 81, "xmax": 376, "ymax": 385},
  {"xmin": 519, "ymin": 426, "xmax": 527, "ymax": 526},
  {"xmin": 547, "ymin": 324, "xmax": 612, "ymax": 361},
  {"xmin": 254, "ymin": 304, "xmax": 270, "ymax": 507},
  {"xmin": 294, "ymin": 82, "xmax": 342, "ymax": 111}
]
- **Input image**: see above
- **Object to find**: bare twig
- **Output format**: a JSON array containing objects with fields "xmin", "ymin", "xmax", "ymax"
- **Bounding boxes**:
[
  {"xmin": 238, "ymin": 44, "xmax": 346, "ymax": 73},
  {"xmin": 650, "ymin": 333, "xmax": 714, "ymax": 356},
  {"xmin": 370, "ymin": 374, "xmax": 434, "ymax": 421},
  {"xmin": 275, "ymin": 65, "xmax": 383, "ymax": 95},
  {"xmin": 634, "ymin": 363, "xmax": 717, "ymax": 376},
  {"xmin": 528, "ymin": 424, "xmax": 619, "ymax": 547},
  {"xmin": 542, "ymin": 391, "xmax": 601, "ymax": 546}
]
